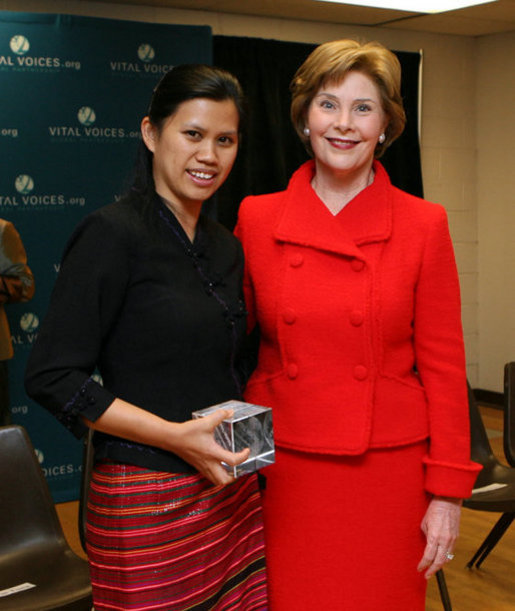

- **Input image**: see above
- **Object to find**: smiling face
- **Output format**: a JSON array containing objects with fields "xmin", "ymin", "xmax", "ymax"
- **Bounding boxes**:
[
  {"xmin": 141, "ymin": 97, "xmax": 239, "ymax": 210},
  {"xmin": 306, "ymin": 70, "xmax": 388, "ymax": 184}
]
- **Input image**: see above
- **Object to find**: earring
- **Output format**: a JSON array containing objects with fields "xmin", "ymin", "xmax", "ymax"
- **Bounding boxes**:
[
  {"xmin": 303, "ymin": 127, "xmax": 310, "ymax": 137},
  {"xmin": 378, "ymin": 133, "xmax": 386, "ymax": 144}
]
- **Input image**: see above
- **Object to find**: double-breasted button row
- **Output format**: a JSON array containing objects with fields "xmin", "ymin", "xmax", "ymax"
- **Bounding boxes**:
[
  {"xmin": 284, "ymin": 257, "xmax": 300, "ymax": 378},
  {"xmin": 287, "ymin": 363, "xmax": 299, "ymax": 379},
  {"xmin": 283, "ymin": 254, "xmax": 367, "ymax": 382},
  {"xmin": 349, "ymin": 310, "xmax": 364, "ymax": 326},
  {"xmin": 351, "ymin": 259, "xmax": 365, "ymax": 272},
  {"xmin": 286, "ymin": 363, "xmax": 368, "ymax": 380},
  {"xmin": 282, "ymin": 307, "xmax": 363, "ymax": 328},
  {"xmin": 353, "ymin": 365, "xmax": 368, "ymax": 380},
  {"xmin": 290, "ymin": 254, "xmax": 364, "ymax": 271},
  {"xmin": 351, "ymin": 259, "xmax": 366, "ymax": 376},
  {"xmin": 289, "ymin": 254, "xmax": 304, "ymax": 268},
  {"xmin": 282, "ymin": 308, "xmax": 297, "ymax": 325}
]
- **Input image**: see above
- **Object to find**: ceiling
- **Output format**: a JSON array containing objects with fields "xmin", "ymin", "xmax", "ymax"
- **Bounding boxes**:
[{"xmin": 95, "ymin": 0, "xmax": 515, "ymax": 36}]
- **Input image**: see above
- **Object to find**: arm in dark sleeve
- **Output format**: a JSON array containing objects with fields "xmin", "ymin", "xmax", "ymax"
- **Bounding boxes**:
[
  {"xmin": 25, "ymin": 209, "xmax": 130, "ymax": 437},
  {"xmin": 0, "ymin": 221, "xmax": 35, "ymax": 304}
]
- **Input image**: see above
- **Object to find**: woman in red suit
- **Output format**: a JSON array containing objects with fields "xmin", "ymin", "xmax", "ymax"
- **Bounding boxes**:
[{"xmin": 235, "ymin": 39, "xmax": 481, "ymax": 610}]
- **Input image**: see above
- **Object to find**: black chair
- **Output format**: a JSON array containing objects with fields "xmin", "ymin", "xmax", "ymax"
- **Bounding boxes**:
[
  {"xmin": 78, "ymin": 427, "xmax": 95, "ymax": 554},
  {"xmin": 463, "ymin": 380, "xmax": 515, "ymax": 569},
  {"xmin": 436, "ymin": 569, "xmax": 452, "ymax": 611},
  {"xmin": 0, "ymin": 425, "xmax": 93, "ymax": 610},
  {"xmin": 503, "ymin": 362, "xmax": 515, "ymax": 467}
]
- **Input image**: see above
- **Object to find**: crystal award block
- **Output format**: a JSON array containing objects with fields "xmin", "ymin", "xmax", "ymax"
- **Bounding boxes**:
[{"xmin": 192, "ymin": 400, "xmax": 275, "ymax": 477}]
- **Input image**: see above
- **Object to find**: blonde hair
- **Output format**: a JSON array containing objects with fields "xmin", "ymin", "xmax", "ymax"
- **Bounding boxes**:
[{"xmin": 291, "ymin": 39, "xmax": 406, "ymax": 158}]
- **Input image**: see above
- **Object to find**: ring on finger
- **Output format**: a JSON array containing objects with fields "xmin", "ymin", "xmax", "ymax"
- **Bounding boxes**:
[{"xmin": 445, "ymin": 551, "xmax": 455, "ymax": 561}]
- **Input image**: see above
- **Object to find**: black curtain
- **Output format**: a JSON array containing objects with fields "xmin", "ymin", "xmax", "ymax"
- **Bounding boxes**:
[{"xmin": 210, "ymin": 36, "xmax": 423, "ymax": 230}]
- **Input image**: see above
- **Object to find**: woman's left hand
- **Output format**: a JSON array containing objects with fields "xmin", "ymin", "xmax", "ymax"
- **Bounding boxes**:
[{"xmin": 417, "ymin": 496, "xmax": 462, "ymax": 579}]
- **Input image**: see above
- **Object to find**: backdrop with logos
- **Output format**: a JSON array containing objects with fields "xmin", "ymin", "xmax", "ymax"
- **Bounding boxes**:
[{"xmin": 0, "ymin": 11, "xmax": 212, "ymax": 502}]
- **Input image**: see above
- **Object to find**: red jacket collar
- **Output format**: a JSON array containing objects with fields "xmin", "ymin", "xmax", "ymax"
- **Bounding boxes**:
[{"xmin": 274, "ymin": 160, "xmax": 393, "ymax": 258}]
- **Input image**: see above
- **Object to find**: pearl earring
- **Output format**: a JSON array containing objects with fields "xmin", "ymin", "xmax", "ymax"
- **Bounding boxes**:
[
  {"xmin": 378, "ymin": 133, "xmax": 386, "ymax": 144},
  {"xmin": 303, "ymin": 127, "xmax": 310, "ymax": 137}
]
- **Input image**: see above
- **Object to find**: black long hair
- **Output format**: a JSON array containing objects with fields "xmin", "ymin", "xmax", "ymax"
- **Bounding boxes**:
[{"xmin": 131, "ymin": 64, "xmax": 246, "ymax": 199}]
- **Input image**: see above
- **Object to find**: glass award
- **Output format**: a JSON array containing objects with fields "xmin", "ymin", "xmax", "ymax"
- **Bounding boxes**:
[{"xmin": 192, "ymin": 400, "xmax": 275, "ymax": 477}]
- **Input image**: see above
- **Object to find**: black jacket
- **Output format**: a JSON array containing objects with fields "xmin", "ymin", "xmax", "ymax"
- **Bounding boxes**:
[{"xmin": 25, "ymin": 192, "xmax": 247, "ymax": 473}]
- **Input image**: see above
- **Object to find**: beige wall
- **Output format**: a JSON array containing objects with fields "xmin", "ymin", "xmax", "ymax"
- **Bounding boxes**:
[
  {"xmin": 476, "ymin": 32, "xmax": 515, "ymax": 392},
  {"xmin": 3, "ymin": 1, "xmax": 513, "ymax": 391}
]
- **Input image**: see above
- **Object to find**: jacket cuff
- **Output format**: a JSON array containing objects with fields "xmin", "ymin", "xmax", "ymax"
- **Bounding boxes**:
[
  {"xmin": 423, "ymin": 456, "xmax": 483, "ymax": 498},
  {"xmin": 59, "ymin": 377, "xmax": 116, "ymax": 438}
]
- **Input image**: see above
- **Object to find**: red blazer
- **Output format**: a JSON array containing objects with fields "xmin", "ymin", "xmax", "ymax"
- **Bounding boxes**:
[{"xmin": 235, "ymin": 160, "xmax": 480, "ymax": 498}]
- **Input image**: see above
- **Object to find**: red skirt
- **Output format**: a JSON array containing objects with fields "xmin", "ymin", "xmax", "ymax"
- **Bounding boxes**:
[
  {"xmin": 86, "ymin": 462, "xmax": 268, "ymax": 610},
  {"xmin": 262, "ymin": 442, "xmax": 429, "ymax": 610}
]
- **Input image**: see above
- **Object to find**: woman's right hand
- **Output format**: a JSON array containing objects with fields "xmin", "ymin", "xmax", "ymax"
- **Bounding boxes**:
[
  {"xmin": 169, "ymin": 409, "xmax": 251, "ymax": 486},
  {"xmin": 85, "ymin": 400, "xmax": 250, "ymax": 487}
]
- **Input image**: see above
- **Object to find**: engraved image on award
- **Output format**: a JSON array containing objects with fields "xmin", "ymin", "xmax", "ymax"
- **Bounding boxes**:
[{"xmin": 192, "ymin": 400, "xmax": 275, "ymax": 477}]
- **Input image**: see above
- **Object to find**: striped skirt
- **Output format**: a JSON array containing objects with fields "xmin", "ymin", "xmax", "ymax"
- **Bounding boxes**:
[{"xmin": 86, "ymin": 461, "xmax": 268, "ymax": 610}]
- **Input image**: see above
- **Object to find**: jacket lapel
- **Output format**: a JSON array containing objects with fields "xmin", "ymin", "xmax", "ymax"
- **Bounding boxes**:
[{"xmin": 274, "ymin": 160, "xmax": 392, "ymax": 259}]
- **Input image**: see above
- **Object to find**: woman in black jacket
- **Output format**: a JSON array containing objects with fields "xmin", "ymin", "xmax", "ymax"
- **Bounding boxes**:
[{"xmin": 25, "ymin": 64, "xmax": 268, "ymax": 611}]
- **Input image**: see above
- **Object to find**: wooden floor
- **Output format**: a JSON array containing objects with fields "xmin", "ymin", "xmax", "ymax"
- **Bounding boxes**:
[{"xmin": 56, "ymin": 406, "xmax": 515, "ymax": 610}]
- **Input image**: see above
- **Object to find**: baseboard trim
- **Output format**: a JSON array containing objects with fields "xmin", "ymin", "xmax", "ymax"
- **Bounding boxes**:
[{"xmin": 472, "ymin": 388, "xmax": 504, "ymax": 409}]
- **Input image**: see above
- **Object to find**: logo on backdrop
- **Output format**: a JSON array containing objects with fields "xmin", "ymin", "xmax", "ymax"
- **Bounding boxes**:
[
  {"xmin": 20, "ymin": 312, "xmax": 39, "ymax": 333},
  {"xmin": 0, "ymin": 34, "xmax": 81, "ymax": 72},
  {"xmin": 0, "ymin": 175, "xmax": 86, "ymax": 209},
  {"xmin": 110, "ymin": 42, "xmax": 173, "ymax": 76},
  {"xmin": 77, "ymin": 106, "xmax": 96, "ymax": 127},
  {"xmin": 137, "ymin": 43, "xmax": 155, "ymax": 62},
  {"xmin": 34, "ymin": 447, "xmax": 76, "ymax": 477},
  {"xmin": 11, "ymin": 311, "xmax": 39, "ymax": 348},
  {"xmin": 15, "ymin": 174, "xmax": 34, "ymax": 195},
  {"xmin": 9, "ymin": 35, "xmax": 29, "ymax": 55},
  {"xmin": 48, "ymin": 105, "xmax": 140, "ymax": 142}
]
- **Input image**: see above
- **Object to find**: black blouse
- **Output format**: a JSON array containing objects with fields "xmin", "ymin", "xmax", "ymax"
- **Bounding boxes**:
[{"xmin": 25, "ymin": 193, "xmax": 247, "ymax": 473}]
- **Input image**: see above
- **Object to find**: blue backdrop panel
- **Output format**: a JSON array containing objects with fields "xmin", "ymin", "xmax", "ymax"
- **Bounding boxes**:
[{"xmin": 0, "ymin": 11, "xmax": 212, "ymax": 502}]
